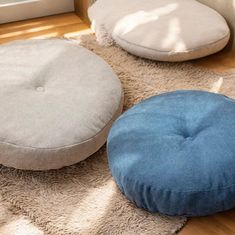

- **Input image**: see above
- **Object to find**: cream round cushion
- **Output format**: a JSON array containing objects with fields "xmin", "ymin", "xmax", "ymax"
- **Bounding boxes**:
[
  {"xmin": 0, "ymin": 39, "xmax": 123, "ymax": 170},
  {"xmin": 89, "ymin": 0, "xmax": 230, "ymax": 62}
]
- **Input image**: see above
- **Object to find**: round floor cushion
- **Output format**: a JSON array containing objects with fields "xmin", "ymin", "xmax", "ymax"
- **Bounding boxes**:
[
  {"xmin": 0, "ymin": 39, "xmax": 123, "ymax": 170},
  {"xmin": 89, "ymin": 0, "xmax": 230, "ymax": 62},
  {"xmin": 107, "ymin": 90, "xmax": 235, "ymax": 216}
]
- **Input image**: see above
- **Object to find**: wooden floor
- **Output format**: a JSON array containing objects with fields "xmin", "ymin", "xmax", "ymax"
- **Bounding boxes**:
[
  {"xmin": 193, "ymin": 48, "xmax": 235, "ymax": 72},
  {"xmin": 0, "ymin": 13, "xmax": 92, "ymax": 44},
  {"xmin": 1, "ymin": 13, "xmax": 235, "ymax": 235}
]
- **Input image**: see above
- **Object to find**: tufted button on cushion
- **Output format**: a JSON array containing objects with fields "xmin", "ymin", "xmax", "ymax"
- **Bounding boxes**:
[
  {"xmin": 107, "ymin": 90, "xmax": 235, "ymax": 216},
  {"xmin": 0, "ymin": 39, "xmax": 123, "ymax": 170},
  {"xmin": 89, "ymin": 0, "xmax": 230, "ymax": 61},
  {"xmin": 36, "ymin": 87, "xmax": 45, "ymax": 92}
]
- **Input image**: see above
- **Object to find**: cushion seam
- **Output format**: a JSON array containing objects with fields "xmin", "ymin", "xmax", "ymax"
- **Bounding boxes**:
[
  {"xmin": 0, "ymin": 94, "xmax": 124, "ymax": 151},
  {"xmin": 116, "ymin": 174, "xmax": 235, "ymax": 194},
  {"xmin": 113, "ymin": 32, "xmax": 230, "ymax": 55}
]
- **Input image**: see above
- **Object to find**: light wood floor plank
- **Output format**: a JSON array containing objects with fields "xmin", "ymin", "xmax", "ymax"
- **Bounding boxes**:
[{"xmin": 0, "ymin": 13, "xmax": 91, "ymax": 44}]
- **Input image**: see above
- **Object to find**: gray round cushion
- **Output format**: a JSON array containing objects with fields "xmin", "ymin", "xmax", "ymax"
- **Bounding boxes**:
[
  {"xmin": 89, "ymin": 0, "xmax": 230, "ymax": 62},
  {"xmin": 0, "ymin": 39, "xmax": 123, "ymax": 170}
]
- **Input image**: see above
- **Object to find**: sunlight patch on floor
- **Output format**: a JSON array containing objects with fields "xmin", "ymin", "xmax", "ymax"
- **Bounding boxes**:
[
  {"xmin": 0, "ymin": 13, "xmax": 91, "ymax": 44},
  {"xmin": 67, "ymin": 180, "xmax": 116, "ymax": 234},
  {"xmin": 210, "ymin": 77, "xmax": 224, "ymax": 93}
]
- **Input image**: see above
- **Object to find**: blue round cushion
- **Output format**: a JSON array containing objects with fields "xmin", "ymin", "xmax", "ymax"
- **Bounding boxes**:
[{"xmin": 107, "ymin": 90, "xmax": 235, "ymax": 216}]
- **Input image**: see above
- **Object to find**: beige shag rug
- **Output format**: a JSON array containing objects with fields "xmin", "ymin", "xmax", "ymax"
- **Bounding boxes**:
[{"xmin": 0, "ymin": 34, "xmax": 235, "ymax": 235}]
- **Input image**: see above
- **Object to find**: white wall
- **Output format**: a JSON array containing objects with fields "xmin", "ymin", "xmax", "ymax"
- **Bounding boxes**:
[
  {"xmin": 198, "ymin": 0, "xmax": 235, "ymax": 48},
  {"xmin": 0, "ymin": 0, "xmax": 74, "ymax": 24}
]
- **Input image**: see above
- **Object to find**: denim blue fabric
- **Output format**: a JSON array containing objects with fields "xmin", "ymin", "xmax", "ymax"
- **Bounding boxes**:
[{"xmin": 107, "ymin": 90, "xmax": 235, "ymax": 216}]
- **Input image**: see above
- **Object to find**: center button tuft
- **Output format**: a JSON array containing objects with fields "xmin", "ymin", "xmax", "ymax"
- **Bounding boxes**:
[{"xmin": 36, "ymin": 86, "xmax": 45, "ymax": 92}]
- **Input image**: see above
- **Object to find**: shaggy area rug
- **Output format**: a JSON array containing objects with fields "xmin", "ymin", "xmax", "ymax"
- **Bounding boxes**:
[{"xmin": 0, "ymin": 34, "xmax": 234, "ymax": 235}]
